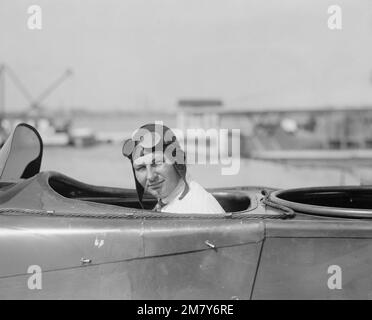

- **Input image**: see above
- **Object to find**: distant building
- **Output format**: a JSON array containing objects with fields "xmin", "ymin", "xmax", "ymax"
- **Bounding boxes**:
[
  {"xmin": 176, "ymin": 99, "xmax": 246, "ymax": 159},
  {"xmin": 176, "ymin": 100, "xmax": 372, "ymax": 158},
  {"xmin": 177, "ymin": 99, "xmax": 223, "ymax": 131}
]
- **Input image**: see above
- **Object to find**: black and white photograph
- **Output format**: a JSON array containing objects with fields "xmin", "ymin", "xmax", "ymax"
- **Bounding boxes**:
[{"xmin": 1, "ymin": 0, "xmax": 372, "ymax": 302}]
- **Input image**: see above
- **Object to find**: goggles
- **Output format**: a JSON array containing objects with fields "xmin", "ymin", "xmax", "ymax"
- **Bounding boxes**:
[{"xmin": 122, "ymin": 128, "xmax": 184, "ymax": 165}]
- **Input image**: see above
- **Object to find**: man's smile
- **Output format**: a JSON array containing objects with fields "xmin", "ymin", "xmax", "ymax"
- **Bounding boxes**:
[{"xmin": 148, "ymin": 180, "xmax": 165, "ymax": 189}]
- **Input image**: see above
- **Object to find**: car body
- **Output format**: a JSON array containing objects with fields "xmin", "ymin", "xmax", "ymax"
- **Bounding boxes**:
[{"xmin": 0, "ymin": 123, "xmax": 371, "ymax": 299}]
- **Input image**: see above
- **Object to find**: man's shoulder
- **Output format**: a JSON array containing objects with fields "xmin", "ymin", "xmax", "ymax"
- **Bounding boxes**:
[
  {"xmin": 185, "ymin": 180, "xmax": 225, "ymax": 213},
  {"xmin": 187, "ymin": 180, "xmax": 213, "ymax": 199},
  {"xmin": 188, "ymin": 179, "xmax": 208, "ymax": 192}
]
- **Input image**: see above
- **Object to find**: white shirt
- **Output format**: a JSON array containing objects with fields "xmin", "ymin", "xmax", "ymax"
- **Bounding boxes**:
[{"xmin": 158, "ymin": 178, "xmax": 226, "ymax": 214}]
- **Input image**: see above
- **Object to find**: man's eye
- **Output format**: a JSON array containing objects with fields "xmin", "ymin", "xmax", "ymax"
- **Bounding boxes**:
[{"xmin": 135, "ymin": 166, "xmax": 145, "ymax": 171}]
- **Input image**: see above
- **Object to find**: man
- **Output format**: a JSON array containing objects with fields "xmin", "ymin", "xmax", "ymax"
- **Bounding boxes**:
[{"xmin": 122, "ymin": 123, "xmax": 225, "ymax": 214}]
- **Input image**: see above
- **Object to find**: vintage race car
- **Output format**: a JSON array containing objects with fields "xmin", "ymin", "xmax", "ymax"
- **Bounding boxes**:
[{"xmin": 0, "ymin": 123, "xmax": 371, "ymax": 299}]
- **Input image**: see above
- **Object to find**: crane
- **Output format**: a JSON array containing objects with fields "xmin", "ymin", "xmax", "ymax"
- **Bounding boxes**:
[
  {"xmin": 0, "ymin": 63, "xmax": 73, "ymax": 114},
  {"xmin": 31, "ymin": 68, "xmax": 73, "ymax": 111}
]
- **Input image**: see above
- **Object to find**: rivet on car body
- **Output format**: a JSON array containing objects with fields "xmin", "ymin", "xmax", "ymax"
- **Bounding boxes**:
[
  {"xmin": 205, "ymin": 240, "xmax": 216, "ymax": 249},
  {"xmin": 80, "ymin": 258, "xmax": 92, "ymax": 265}
]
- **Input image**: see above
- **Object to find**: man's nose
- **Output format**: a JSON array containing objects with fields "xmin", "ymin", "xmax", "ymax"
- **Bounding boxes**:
[{"xmin": 146, "ymin": 166, "xmax": 157, "ymax": 181}]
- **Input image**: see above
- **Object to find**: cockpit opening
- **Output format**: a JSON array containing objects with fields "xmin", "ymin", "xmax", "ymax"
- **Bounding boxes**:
[
  {"xmin": 270, "ymin": 186, "xmax": 372, "ymax": 218},
  {"xmin": 48, "ymin": 175, "xmax": 251, "ymax": 213}
]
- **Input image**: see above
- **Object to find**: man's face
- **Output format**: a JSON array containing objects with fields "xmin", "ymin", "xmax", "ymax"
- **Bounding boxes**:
[{"xmin": 133, "ymin": 151, "xmax": 181, "ymax": 199}]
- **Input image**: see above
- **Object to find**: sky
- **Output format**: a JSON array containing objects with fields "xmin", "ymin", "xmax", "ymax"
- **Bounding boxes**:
[{"xmin": 0, "ymin": 0, "xmax": 372, "ymax": 112}]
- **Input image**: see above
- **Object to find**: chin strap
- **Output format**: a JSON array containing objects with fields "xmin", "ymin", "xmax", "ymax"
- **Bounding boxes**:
[
  {"xmin": 131, "ymin": 162, "xmax": 145, "ymax": 209},
  {"xmin": 178, "ymin": 178, "xmax": 189, "ymax": 200}
]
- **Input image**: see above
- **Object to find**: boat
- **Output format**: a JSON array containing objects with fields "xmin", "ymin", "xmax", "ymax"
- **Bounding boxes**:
[{"xmin": 0, "ymin": 123, "xmax": 372, "ymax": 299}]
